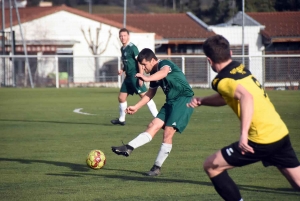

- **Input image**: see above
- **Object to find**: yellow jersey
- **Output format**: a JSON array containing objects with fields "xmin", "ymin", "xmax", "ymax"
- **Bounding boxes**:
[{"xmin": 212, "ymin": 61, "xmax": 288, "ymax": 144}]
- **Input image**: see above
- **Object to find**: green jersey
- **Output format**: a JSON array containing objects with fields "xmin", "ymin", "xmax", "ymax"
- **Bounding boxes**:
[
  {"xmin": 150, "ymin": 60, "xmax": 194, "ymax": 102},
  {"xmin": 121, "ymin": 42, "xmax": 139, "ymax": 77}
]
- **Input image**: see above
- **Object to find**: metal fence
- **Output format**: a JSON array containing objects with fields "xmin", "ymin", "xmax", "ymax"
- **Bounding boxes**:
[{"xmin": 0, "ymin": 54, "xmax": 299, "ymax": 90}]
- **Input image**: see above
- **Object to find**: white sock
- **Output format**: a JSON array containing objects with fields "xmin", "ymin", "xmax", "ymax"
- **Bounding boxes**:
[
  {"xmin": 128, "ymin": 132, "xmax": 152, "ymax": 149},
  {"xmin": 119, "ymin": 101, "xmax": 127, "ymax": 122},
  {"xmin": 147, "ymin": 99, "xmax": 158, "ymax": 117},
  {"xmin": 154, "ymin": 143, "xmax": 172, "ymax": 167}
]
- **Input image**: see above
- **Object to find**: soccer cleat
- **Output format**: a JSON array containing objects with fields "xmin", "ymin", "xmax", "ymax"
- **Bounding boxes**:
[
  {"xmin": 145, "ymin": 165, "xmax": 161, "ymax": 176},
  {"xmin": 111, "ymin": 144, "xmax": 133, "ymax": 157},
  {"xmin": 111, "ymin": 118, "xmax": 125, "ymax": 126}
]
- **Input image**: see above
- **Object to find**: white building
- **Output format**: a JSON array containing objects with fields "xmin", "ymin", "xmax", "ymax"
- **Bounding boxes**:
[
  {"xmin": 209, "ymin": 12, "xmax": 265, "ymax": 84},
  {"xmin": 1, "ymin": 5, "xmax": 155, "ymax": 87}
]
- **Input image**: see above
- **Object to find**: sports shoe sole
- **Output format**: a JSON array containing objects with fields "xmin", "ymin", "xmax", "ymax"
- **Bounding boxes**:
[
  {"xmin": 145, "ymin": 171, "xmax": 160, "ymax": 176},
  {"xmin": 110, "ymin": 120, "xmax": 125, "ymax": 126}
]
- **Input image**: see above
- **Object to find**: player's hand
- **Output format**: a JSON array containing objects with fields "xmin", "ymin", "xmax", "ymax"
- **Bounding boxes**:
[
  {"xmin": 238, "ymin": 135, "xmax": 254, "ymax": 155},
  {"xmin": 136, "ymin": 73, "xmax": 149, "ymax": 82},
  {"xmin": 187, "ymin": 97, "xmax": 202, "ymax": 108},
  {"xmin": 118, "ymin": 69, "xmax": 124, "ymax": 75},
  {"xmin": 125, "ymin": 106, "xmax": 138, "ymax": 115}
]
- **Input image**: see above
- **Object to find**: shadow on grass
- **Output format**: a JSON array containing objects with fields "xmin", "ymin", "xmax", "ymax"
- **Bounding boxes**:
[
  {"xmin": 49, "ymin": 171, "xmax": 300, "ymax": 196},
  {"xmin": 1, "ymin": 157, "xmax": 299, "ymax": 196},
  {"xmin": 0, "ymin": 157, "xmax": 90, "ymax": 172},
  {"xmin": 0, "ymin": 119, "xmax": 112, "ymax": 126}
]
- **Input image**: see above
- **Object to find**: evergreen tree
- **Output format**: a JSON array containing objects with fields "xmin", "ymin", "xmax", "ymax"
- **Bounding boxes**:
[
  {"xmin": 274, "ymin": 0, "xmax": 300, "ymax": 11},
  {"xmin": 202, "ymin": 0, "xmax": 232, "ymax": 24},
  {"xmin": 26, "ymin": 0, "xmax": 41, "ymax": 6},
  {"xmin": 235, "ymin": 0, "xmax": 276, "ymax": 12},
  {"xmin": 187, "ymin": 0, "xmax": 202, "ymax": 16},
  {"xmin": 52, "ymin": 0, "xmax": 78, "ymax": 7}
]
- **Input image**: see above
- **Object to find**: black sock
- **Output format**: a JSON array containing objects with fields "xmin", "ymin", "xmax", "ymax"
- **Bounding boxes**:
[
  {"xmin": 126, "ymin": 145, "xmax": 134, "ymax": 150},
  {"xmin": 210, "ymin": 171, "xmax": 242, "ymax": 201}
]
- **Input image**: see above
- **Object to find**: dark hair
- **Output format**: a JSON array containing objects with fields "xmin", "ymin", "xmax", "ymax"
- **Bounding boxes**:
[
  {"xmin": 119, "ymin": 28, "xmax": 129, "ymax": 35},
  {"xmin": 137, "ymin": 48, "xmax": 158, "ymax": 63},
  {"xmin": 203, "ymin": 35, "xmax": 231, "ymax": 63}
]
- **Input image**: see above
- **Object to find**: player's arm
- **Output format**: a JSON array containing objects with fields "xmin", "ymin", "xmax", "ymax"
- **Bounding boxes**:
[
  {"xmin": 136, "ymin": 65, "xmax": 169, "ymax": 82},
  {"xmin": 136, "ymin": 56, "xmax": 143, "ymax": 74},
  {"xmin": 136, "ymin": 56, "xmax": 144, "ymax": 86},
  {"xmin": 187, "ymin": 93, "xmax": 226, "ymax": 108},
  {"xmin": 119, "ymin": 49, "xmax": 125, "ymax": 75},
  {"xmin": 126, "ymin": 87, "xmax": 158, "ymax": 115},
  {"xmin": 201, "ymin": 93, "xmax": 226, "ymax": 106},
  {"xmin": 234, "ymin": 84, "xmax": 254, "ymax": 154}
]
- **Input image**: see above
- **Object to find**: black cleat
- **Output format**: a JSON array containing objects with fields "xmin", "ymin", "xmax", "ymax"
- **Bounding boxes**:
[
  {"xmin": 111, "ymin": 118, "xmax": 125, "ymax": 126},
  {"xmin": 111, "ymin": 144, "xmax": 133, "ymax": 157},
  {"xmin": 145, "ymin": 165, "xmax": 161, "ymax": 176}
]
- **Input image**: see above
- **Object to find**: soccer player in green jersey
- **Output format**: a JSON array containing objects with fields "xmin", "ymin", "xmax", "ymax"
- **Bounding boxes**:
[
  {"xmin": 111, "ymin": 28, "xmax": 158, "ymax": 126},
  {"xmin": 187, "ymin": 35, "xmax": 300, "ymax": 201},
  {"xmin": 111, "ymin": 48, "xmax": 194, "ymax": 176}
]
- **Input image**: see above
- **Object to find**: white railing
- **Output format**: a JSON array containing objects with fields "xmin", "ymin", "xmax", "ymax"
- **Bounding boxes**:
[{"xmin": 0, "ymin": 54, "xmax": 299, "ymax": 90}]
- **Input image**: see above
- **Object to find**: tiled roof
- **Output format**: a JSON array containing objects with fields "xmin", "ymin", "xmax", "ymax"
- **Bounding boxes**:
[
  {"xmin": 97, "ymin": 13, "xmax": 215, "ymax": 41},
  {"xmin": 1, "ymin": 5, "xmax": 146, "ymax": 34},
  {"xmin": 247, "ymin": 12, "xmax": 300, "ymax": 40},
  {"xmin": 223, "ymin": 11, "xmax": 262, "ymax": 27}
]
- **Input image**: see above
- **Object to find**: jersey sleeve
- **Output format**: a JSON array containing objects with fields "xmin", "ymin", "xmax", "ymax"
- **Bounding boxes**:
[
  {"xmin": 132, "ymin": 45, "xmax": 139, "ymax": 57},
  {"xmin": 217, "ymin": 78, "xmax": 238, "ymax": 98}
]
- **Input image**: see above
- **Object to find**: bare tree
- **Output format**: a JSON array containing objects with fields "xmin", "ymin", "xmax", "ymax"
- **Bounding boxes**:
[{"xmin": 81, "ymin": 24, "xmax": 112, "ymax": 82}]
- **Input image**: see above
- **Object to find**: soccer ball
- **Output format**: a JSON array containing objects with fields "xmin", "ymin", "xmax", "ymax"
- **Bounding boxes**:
[{"xmin": 86, "ymin": 150, "xmax": 106, "ymax": 169}]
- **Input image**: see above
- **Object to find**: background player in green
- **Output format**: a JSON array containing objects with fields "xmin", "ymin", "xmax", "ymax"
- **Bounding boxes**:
[
  {"xmin": 187, "ymin": 35, "xmax": 300, "ymax": 201},
  {"xmin": 111, "ymin": 28, "xmax": 158, "ymax": 125},
  {"xmin": 111, "ymin": 48, "xmax": 194, "ymax": 176}
]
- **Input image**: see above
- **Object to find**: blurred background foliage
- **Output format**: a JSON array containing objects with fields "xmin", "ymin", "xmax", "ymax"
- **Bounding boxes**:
[{"xmin": 26, "ymin": 0, "xmax": 300, "ymax": 24}]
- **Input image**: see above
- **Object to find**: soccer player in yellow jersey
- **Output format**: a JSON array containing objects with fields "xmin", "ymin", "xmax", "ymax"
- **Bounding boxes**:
[{"xmin": 187, "ymin": 35, "xmax": 300, "ymax": 201}]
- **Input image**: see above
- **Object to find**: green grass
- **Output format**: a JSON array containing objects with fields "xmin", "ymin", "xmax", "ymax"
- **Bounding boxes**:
[{"xmin": 0, "ymin": 88, "xmax": 299, "ymax": 201}]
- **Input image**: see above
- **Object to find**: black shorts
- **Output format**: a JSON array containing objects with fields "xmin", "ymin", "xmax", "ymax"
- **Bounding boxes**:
[{"xmin": 221, "ymin": 135, "xmax": 300, "ymax": 168}]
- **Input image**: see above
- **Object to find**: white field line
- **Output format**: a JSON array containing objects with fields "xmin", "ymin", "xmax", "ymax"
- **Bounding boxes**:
[{"xmin": 73, "ymin": 108, "xmax": 96, "ymax": 115}]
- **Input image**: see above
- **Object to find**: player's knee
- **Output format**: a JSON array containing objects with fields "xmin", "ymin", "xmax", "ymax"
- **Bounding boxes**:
[
  {"xmin": 203, "ymin": 159, "xmax": 211, "ymax": 174},
  {"xmin": 147, "ymin": 121, "xmax": 154, "ymax": 129},
  {"xmin": 203, "ymin": 157, "xmax": 220, "ymax": 176},
  {"xmin": 147, "ymin": 121, "xmax": 160, "ymax": 132},
  {"xmin": 118, "ymin": 97, "xmax": 126, "ymax": 102}
]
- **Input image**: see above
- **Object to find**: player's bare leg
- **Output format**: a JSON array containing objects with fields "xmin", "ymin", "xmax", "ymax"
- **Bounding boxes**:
[
  {"xmin": 146, "ymin": 126, "xmax": 176, "ymax": 176},
  {"xmin": 278, "ymin": 166, "xmax": 300, "ymax": 190},
  {"xmin": 204, "ymin": 150, "xmax": 243, "ymax": 201}
]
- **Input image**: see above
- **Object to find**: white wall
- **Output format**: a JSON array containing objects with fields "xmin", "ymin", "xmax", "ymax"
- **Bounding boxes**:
[
  {"xmin": 130, "ymin": 33, "xmax": 155, "ymax": 52},
  {"xmin": 6, "ymin": 11, "xmax": 155, "ymax": 83},
  {"xmin": 209, "ymin": 26, "xmax": 264, "ymax": 84}
]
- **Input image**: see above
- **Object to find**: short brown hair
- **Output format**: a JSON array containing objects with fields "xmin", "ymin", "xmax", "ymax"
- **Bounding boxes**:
[
  {"xmin": 203, "ymin": 35, "xmax": 231, "ymax": 63},
  {"xmin": 137, "ymin": 48, "xmax": 157, "ymax": 63},
  {"xmin": 119, "ymin": 28, "xmax": 129, "ymax": 35}
]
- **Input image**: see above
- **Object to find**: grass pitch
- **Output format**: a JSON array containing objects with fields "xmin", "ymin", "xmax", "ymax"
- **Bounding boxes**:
[{"xmin": 0, "ymin": 88, "xmax": 299, "ymax": 201}]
